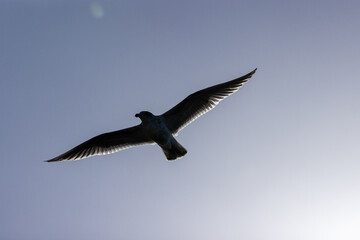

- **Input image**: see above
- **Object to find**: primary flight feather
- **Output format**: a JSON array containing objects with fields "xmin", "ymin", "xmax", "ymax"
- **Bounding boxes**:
[{"xmin": 46, "ymin": 68, "xmax": 257, "ymax": 162}]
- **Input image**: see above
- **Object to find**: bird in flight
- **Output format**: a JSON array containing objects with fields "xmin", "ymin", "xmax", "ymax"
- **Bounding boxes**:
[{"xmin": 46, "ymin": 68, "xmax": 257, "ymax": 162}]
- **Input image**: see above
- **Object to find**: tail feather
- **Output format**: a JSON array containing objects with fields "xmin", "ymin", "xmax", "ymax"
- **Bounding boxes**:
[{"xmin": 162, "ymin": 141, "xmax": 187, "ymax": 161}]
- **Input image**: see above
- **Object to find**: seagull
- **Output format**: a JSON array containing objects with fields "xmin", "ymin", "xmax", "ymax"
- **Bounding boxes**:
[{"xmin": 46, "ymin": 68, "xmax": 257, "ymax": 162}]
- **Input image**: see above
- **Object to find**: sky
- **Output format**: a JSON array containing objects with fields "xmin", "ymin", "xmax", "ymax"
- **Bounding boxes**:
[{"xmin": 1, "ymin": 0, "xmax": 360, "ymax": 239}]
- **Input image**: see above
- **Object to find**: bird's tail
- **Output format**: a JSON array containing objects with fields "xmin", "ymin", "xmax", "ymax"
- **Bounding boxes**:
[{"xmin": 162, "ymin": 141, "xmax": 187, "ymax": 161}]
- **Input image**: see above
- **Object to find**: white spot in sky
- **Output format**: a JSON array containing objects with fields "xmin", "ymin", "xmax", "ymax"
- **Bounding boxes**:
[{"xmin": 90, "ymin": 2, "xmax": 105, "ymax": 19}]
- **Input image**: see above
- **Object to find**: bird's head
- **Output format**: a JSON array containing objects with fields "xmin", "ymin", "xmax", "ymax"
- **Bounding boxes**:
[{"xmin": 135, "ymin": 111, "xmax": 155, "ymax": 122}]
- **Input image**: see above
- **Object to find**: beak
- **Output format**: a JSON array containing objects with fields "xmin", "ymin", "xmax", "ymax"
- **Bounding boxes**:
[{"xmin": 135, "ymin": 113, "xmax": 139, "ymax": 118}]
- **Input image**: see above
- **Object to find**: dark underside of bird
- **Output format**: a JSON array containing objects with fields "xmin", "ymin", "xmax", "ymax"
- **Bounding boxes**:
[
  {"xmin": 160, "ymin": 140, "xmax": 188, "ymax": 161},
  {"xmin": 45, "ymin": 68, "xmax": 257, "ymax": 162}
]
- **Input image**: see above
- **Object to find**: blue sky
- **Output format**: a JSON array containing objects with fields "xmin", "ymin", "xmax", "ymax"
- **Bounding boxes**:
[{"xmin": 1, "ymin": 0, "xmax": 360, "ymax": 239}]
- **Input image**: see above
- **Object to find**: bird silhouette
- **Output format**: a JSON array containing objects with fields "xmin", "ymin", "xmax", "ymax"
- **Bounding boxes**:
[{"xmin": 46, "ymin": 68, "xmax": 257, "ymax": 162}]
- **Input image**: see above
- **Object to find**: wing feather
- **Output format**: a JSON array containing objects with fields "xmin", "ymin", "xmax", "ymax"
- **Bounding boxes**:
[
  {"xmin": 46, "ymin": 125, "xmax": 152, "ymax": 162},
  {"xmin": 161, "ymin": 68, "xmax": 257, "ymax": 134}
]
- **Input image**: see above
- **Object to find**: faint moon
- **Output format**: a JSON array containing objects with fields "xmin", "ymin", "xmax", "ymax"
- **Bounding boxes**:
[{"xmin": 90, "ymin": 2, "xmax": 105, "ymax": 19}]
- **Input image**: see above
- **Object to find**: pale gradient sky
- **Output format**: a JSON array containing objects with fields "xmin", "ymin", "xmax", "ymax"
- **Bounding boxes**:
[{"xmin": 1, "ymin": 0, "xmax": 360, "ymax": 239}]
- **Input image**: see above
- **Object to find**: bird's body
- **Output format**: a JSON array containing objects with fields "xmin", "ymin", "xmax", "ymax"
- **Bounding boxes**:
[
  {"xmin": 135, "ymin": 111, "xmax": 187, "ymax": 160},
  {"xmin": 46, "ymin": 68, "xmax": 257, "ymax": 162},
  {"xmin": 137, "ymin": 112, "xmax": 170, "ymax": 145}
]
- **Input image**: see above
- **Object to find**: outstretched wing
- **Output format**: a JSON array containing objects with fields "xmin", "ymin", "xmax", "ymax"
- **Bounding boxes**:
[
  {"xmin": 46, "ymin": 125, "xmax": 152, "ymax": 162},
  {"xmin": 161, "ymin": 68, "xmax": 257, "ymax": 134}
]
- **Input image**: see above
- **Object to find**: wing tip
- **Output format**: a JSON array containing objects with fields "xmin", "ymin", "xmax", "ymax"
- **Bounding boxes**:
[
  {"xmin": 44, "ymin": 158, "xmax": 60, "ymax": 163},
  {"xmin": 249, "ymin": 68, "xmax": 257, "ymax": 76},
  {"xmin": 44, "ymin": 156, "xmax": 70, "ymax": 162}
]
